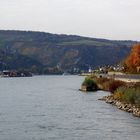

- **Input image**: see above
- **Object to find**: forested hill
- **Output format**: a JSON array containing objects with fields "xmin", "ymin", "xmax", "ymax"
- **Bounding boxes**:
[{"xmin": 0, "ymin": 30, "xmax": 137, "ymax": 73}]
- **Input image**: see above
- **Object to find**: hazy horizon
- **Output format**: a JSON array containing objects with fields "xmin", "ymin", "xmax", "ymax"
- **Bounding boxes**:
[{"xmin": 0, "ymin": 0, "xmax": 140, "ymax": 41}]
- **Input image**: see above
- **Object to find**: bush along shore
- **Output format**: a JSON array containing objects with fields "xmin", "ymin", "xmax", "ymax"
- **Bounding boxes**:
[
  {"xmin": 80, "ymin": 77, "xmax": 98, "ymax": 91},
  {"xmin": 81, "ymin": 76, "xmax": 140, "ymax": 117}
]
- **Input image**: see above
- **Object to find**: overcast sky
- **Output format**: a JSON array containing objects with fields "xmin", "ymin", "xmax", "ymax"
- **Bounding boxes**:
[{"xmin": 0, "ymin": 0, "xmax": 140, "ymax": 40}]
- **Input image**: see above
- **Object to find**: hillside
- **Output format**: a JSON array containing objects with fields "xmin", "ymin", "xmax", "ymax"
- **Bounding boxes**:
[{"xmin": 0, "ymin": 30, "xmax": 137, "ymax": 73}]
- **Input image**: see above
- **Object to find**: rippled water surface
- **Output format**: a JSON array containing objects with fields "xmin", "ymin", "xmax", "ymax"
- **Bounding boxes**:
[{"xmin": 0, "ymin": 76, "xmax": 140, "ymax": 140}]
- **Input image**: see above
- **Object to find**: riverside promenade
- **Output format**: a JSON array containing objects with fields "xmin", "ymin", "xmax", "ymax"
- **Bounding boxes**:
[
  {"xmin": 80, "ymin": 72, "xmax": 140, "ymax": 83},
  {"xmin": 107, "ymin": 74, "xmax": 140, "ymax": 83}
]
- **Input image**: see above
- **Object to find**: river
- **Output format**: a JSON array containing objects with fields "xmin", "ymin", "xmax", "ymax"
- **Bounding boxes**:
[{"xmin": 0, "ymin": 76, "xmax": 140, "ymax": 140}]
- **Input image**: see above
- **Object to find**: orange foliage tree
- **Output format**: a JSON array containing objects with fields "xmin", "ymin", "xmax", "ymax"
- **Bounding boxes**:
[{"xmin": 123, "ymin": 44, "xmax": 140, "ymax": 73}]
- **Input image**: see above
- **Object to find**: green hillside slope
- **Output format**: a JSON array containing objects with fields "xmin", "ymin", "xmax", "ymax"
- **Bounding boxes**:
[{"xmin": 0, "ymin": 30, "xmax": 137, "ymax": 73}]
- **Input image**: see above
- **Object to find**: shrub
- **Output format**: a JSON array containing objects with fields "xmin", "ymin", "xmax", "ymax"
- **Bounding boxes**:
[
  {"xmin": 114, "ymin": 86, "xmax": 140, "ymax": 106},
  {"xmin": 95, "ymin": 77, "xmax": 110, "ymax": 90},
  {"xmin": 96, "ymin": 77, "xmax": 109, "ymax": 85},
  {"xmin": 134, "ymin": 82, "xmax": 140, "ymax": 88},
  {"xmin": 102, "ymin": 80, "xmax": 111, "ymax": 91},
  {"xmin": 82, "ymin": 77, "xmax": 98, "ymax": 91},
  {"xmin": 114, "ymin": 91, "xmax": 124, "ymax": 100},
  {"xmin": 114, "ymin": 87, "xmax": 125, "ymax": 99},
  {"xmin": 134, "ymin": 88, "xmax": 140, "ymax": 106},
  {"xmin": 97, "ymin": 79, "xmax": 125, "ymax": 93},
  {"xmin": 108, "ymin": 80, "xmax": 126, "ymax": 93},
  {"xmin": 122, "ymin": 89, "xmax": 135, "ymax": 104}
]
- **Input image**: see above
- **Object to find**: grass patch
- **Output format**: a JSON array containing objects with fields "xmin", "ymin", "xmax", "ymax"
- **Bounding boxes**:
[
  {"xmin": 59, "ymin": 39, "xmax": 114, "ymax": 46},
  {"xmin": 114, "ymin": 86, "xmax": 140, "ymax": 106}
]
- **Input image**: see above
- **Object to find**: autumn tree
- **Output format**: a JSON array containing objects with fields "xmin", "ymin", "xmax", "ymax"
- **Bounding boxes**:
[{"xmin": 123, "ymin": 44, "xmax": 140, "ymax": 73}]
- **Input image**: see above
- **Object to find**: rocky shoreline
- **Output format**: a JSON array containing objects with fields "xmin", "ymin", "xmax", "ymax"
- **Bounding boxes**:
[{"xmin": 99, "ymin": 95, "xmax": 140, "ymax": 117}]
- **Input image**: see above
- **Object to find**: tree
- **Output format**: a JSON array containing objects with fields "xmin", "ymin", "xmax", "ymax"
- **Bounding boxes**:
[{"xmin": 124, "ymin": 44, "xmax": 140, "ymax": 73}]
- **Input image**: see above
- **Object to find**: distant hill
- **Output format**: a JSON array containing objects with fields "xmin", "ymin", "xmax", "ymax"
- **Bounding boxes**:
[{"xmin": 0, "ymin": 30, "xmax": 138, "ymax": 73}]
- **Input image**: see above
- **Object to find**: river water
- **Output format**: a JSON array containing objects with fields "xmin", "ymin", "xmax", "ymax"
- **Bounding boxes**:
[{"xmin": 0, "ymin": 76, "xmax": 140, "ymax": 140}]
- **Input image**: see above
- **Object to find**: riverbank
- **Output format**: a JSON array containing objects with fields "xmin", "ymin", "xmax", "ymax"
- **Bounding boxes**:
[
  {"xmin": 99, "ymin": 95, "xmax": 140, "ymax": 117},
  {"xmin": 81, "ymin": 75, "xmax": 140, "ymax": 117}
]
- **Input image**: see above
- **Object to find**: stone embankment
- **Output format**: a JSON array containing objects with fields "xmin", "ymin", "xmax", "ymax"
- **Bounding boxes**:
[{"xmin": 99, "ymin": 96, "xmax": 140, "ymax": 117}]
